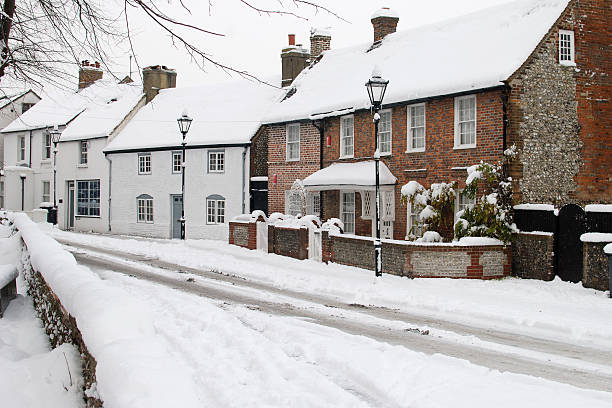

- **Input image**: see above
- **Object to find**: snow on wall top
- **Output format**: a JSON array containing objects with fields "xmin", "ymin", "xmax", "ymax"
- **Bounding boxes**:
[
  {"xmin": 60, "ymin": 82, "xmax": 143, "ymax": 141},
  {"xmin": 303, "ymin": 160, "xmax": 397, "ymax": 188},
  {"xmin": 265, "ymin": 0, "xmax": 570, "ymax": 124},
  {"xmin": 1, "ymin": 80, "xmax": 141, "ymax": 135},
  {"xmin": 104, "ymin": 79, "xmax": 282, "ymax": 152}
]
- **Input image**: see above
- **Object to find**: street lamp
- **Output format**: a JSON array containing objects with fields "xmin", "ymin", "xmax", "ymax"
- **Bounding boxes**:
[
  {"xmin": 19, "ymin": 173, "xmax": 26, "ymax": 211},
  {"xmin": 50, "ymin": 125, "xmax": 61, "ymax": 224},
  {"xmin": 365, "ymin": 69, "xmax": 389, "ymax": 278},
  {"xmin": 177, "ymin": 110, "xmax": 193, "ymax": 240}
]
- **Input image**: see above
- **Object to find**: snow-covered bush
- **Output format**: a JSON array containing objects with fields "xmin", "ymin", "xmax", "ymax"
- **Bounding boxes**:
[
  {"xmin": 416, "ymin": 231, "xmax": 442, "ymax": 243},
  {"xmin": 400, "ymin": 181, "xmax": 457, "ymax": 240},
  {"xmin": 454, "ymin": 146, "xmax": 517, "ymax": 243},
  {"xmin": 321, "ymin": 218, "xmax": 344, "ymax": 235}
]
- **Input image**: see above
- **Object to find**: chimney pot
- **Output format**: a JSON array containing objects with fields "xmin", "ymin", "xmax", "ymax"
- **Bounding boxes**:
[
  {"xmin": 95, "ymin": 61, "xmax": 100, "ymax": 68},
  {"xmin": 78, "ymin": 59, "xmax": 103, "ymax": 89},
  {"xmin": 288, "ymin": 34, "xmax": 295, "ymax": 46},
  {"xmin": 143, "ymin": 64, "xmax": 177, "ymax": 103}
]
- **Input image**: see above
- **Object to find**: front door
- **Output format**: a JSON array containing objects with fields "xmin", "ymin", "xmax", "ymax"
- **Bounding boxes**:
[
  {"xmin": 171, "ymin": 195, "xmax": 183, "ymax": 239},
  {"xmin": 67, "ymin": 181, "xmax": 75, "ymax": 229}
]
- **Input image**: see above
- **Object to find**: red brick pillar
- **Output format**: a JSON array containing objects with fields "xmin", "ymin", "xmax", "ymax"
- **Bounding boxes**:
[
  {"xmin": 298, "ymin": 227, "xmax": 309, "ymax": 260},
  {"xmin": 229, "ymin": 223, "xmax": 235, "ymax": 245},
  {"xmin": 247, "ymin": 222, "xmax": 257, "ymax": 250},
  {"xmin": 268, "ymin": 225, "xmax": 275, "ymax": 254},
  {"xmin": 321, "ymin": 231, "xmax": 333, "ymax": 263}
]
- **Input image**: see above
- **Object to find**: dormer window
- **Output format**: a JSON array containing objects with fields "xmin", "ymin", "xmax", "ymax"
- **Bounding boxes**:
[{"xmin": 559, "ymin": 30, "xmax": 575, "ymax": 65}]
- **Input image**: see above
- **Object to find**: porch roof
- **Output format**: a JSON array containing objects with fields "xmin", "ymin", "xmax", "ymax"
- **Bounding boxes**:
[{"xmin": 303, "ymin": 161, "xmax": 397, "ymax": 191}]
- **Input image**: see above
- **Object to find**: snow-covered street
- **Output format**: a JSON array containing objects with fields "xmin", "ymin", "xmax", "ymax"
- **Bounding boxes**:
[{"xmin": 49, "ymin": 228, "xmax": 612, "ymax": 407}]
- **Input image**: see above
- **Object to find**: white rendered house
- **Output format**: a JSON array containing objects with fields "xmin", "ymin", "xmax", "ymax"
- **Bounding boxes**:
[
  {"xmin": 104, "ymin": 79, "xmax": 280, "ymax": 240},
  {"xmin": 55, "ymin": 81, "xmax": 144, "ymax": 232},
  {"xmin": 0, "ymin": 90, "xmax": 41, "ymax": 169}
]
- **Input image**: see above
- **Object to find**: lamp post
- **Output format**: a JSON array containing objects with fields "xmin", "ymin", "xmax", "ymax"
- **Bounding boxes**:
[
  {"xmin": 50, "ymin": 125, "xmax": 61, "ymax": 224},
  {"xmin": 365, "ymin": 69, "xmax": 389, "ymax": 278},
  {"xmin": 20, "ymin": 173, "xmax": 26, "ymax": 211},
  {"xmin": 177, "ymin": 111, "xmax": 193, "ymax": 240}
]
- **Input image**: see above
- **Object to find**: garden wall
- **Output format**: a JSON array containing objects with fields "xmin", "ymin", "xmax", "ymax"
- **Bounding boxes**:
[
  {"xmin": 268, "ymin": 225, "xmax": 308, "ymax": 260},
  {"xmin": 228, "ymin": 221, "xmax": 257, "ymax": 250},
  {"xmin": 511, "ymin": 232, "xmax": 555, "ymax": 281},
  {"xmin": 580, "ymin": 233, "xmax": 612, "ymax": 292}
]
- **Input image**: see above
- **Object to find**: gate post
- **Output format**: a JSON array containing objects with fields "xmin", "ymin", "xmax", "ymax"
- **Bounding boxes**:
[{"xmin": 608, "ymin": 253, "xmax": 612, "ymax": 299}]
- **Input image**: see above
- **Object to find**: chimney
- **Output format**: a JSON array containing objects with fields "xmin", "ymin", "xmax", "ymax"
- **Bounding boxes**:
[
  {"xmin": 281, "ymin": 34, "xmax": 310, "ymax": 88},
  {"xmin": 310, "ymin": 27, "xmax": 331, "ymax": 60},
  {"xmin": 371, "ymin": 7, "xmax": 399, "ymax": 43},
  {"xmin": 78, "ymin": 60, "xmax": 103, "ymax": 89},
  {"xmin": 142, "ymin": 65, "xmax": 177, "ymax": 104}
]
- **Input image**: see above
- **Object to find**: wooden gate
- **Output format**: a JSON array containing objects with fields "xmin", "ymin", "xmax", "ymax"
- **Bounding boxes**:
[
  {"xmin": 309, "ymin": 229, "xmax": 322, "ymax": 262},
  {"xmin": 256, "ymin": 221, "xmax": 268, "ymax": 251},
  {"xmin": 556, "ymin": 204, "xmax": 586, "ymax": 283}
]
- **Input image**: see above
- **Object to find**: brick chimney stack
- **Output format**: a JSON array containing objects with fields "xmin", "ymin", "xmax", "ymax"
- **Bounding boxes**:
[
  {"xmin": 142, "ymin": 65, "xmax": 177, "ymax": 104},
  {"xmin": 281, "ymin": 34, "xmax": 310, "ymax": 88},
  {"xmin": 78, "ymin": 60, "xmax": 103, "ymax": 89},
  {"xmin": 371, "ymin": 7, "xmax": 399, "ymax": 43},
  {"xmin": 310, "ymin": 27, "xmax": 331, "ymax": 60}
]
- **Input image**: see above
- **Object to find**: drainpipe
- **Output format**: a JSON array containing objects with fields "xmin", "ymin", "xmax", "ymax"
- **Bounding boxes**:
[
  {"xmin": 502, "ymin": 83, "xmax": 509, "ymax": 152},
  {"xmin": 28, "ymin": 130, "xmax": 32, "ymax": 168},
  {"xmin": 242, "ymin": 146, "xmax": 247, "ymax": 214},
  {"xmin": 312, "ymin": 119, "xmax": 325, "ymax": 217},
  {"xmin": 105, "ymin": 154, "xmax": 112, "ymax": 232}
]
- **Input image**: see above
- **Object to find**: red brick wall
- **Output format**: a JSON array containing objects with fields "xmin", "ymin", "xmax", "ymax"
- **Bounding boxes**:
[
  {"xmin": 322, "ymin": 89, "xmax": 505, "ymax": 240},
  {"xmin": 267, "ymin": 123, "xmax": 321, "ymax": 214},
  {"xmin": 228, "ymin": 222, "xmax": 257, "ymax": 250}
]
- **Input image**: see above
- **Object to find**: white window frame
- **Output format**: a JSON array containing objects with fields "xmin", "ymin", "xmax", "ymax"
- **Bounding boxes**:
[
  {"xmin": 42, "ymin": 132, "xmax": 51, "ymax": 160},
  {"xmin": 172, "ymin": 151, "xmax": 182, "ymax": 174},
  {"xmin": 17, "ymin": 135, "xmax": 26, "ymax": 162},
  {"xmin": 286, "ymin": 123, "xmax": 300, "ymax": 162},
  {"xmin": 406, "ymin": 103, "xmax": 426, "ymax": 152},
  {"xmin": 406, "ymin": 201, "xmax": 423, "ymax": 239},
  {"xmin": 208, "ymin": 150, "xmax": 225, "ymax": 173},
  {"xmin": 341, "ymin": 191, "xmax": 355, "ymax": 234},
  {"xmin": 206, "ymin": 197, "xmax": 226, "ymax": 224},
  {"xmin": 137, "ymin": 195, "xmax": 154, "ymax": 223},
  {"xmin": 378, "ymin": 109, "xmax": 392, "ymax": 156},
  {"xmin": 76, "ymin": 179, "xmax": 100, "ymax": 217},
  {"xmin": 306, "ymin": 192, "xmax": 320, "ymax": 217},
  {"xmin": 455, "ymin": 189, "xmax": 476, "ymax": 223},
  {"xmin": 339, "ymin": 115, "xmax": 354, "ymax": 159},
  {"xmin": 559, "ymin": 30, "xmax": 575, "ymax": 66},
  {"xmin": 454, "ymin": 95, "xmax": 477, "ymax": 149},
  {"xmin": 42, "ymin": 181, "xmax": 50, "ymax": 203},
  {"xmin": 79, "ymin": 140, "xmax": 88, "ymax": 165},
  {"xmin": 138, "ymin": 153, "xmax": 151, "ymax": 175}
]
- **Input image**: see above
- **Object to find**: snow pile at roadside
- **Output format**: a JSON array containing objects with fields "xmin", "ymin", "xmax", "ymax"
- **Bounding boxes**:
[{"xmin": 11, "ymin": 213, "xmax": 201, "ymax": 408}]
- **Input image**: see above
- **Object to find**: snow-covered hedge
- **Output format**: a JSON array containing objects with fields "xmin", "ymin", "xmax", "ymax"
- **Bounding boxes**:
[{"xmin": 11, "ymin": 213, "xmax": 201, "ymax": 408}]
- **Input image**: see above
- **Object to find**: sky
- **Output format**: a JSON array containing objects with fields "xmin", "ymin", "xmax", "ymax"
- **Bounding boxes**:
[{"xmin": 3, "ymin": 0, "xmax": 518, "ymax": 93}]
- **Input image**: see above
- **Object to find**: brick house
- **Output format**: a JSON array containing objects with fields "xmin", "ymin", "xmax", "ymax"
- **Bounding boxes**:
[{"xmin": 263, "ymin": 0, "xmax": 611, "ymax": 240}]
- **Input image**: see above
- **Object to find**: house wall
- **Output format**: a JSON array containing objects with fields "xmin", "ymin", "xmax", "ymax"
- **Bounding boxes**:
[
  {"xmin": 1, "ymin": 128, "xmax": 55, "ymax": 212},
  {"xmin": 56, "ymin": 137, "xmax": 109, "ymax": 232},
  {"xmin": 109, "ymin": 146, "xmax": 250, "ymax": 240},
  {"xmin": 0, "ymin": 91, "xmax": 41, "ymax": 167},
  {"xmin": 321, "ymin": 89, "xmax": 505, "ymax": 240},
  {"xmin": 267, "ymin": 123, "xmax": 320, "ymax": 214},
  {"xmin": 508, "ymin": 0, "xmax": 611, "ymax": 206}
]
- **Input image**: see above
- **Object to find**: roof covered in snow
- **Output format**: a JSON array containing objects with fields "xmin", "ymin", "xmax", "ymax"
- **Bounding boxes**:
[
  {"xmin": 265, "ymin": 0, "xmax": 570, "ymax": 124},
  {"xmin": 0, "ymin": 90, "xmax": 35, "ymax": 110},
  {"xmin": 2, "ymin": 81, "xmax": 141, "ymax": 134},
  {"xmin": 303, "ymin": 160, "xmax": 397, "ymax": 190},
  {"xmin": 60, "ymin": 83, "xmax": 143, "ymax": 141},
  {"xmin": 104, "ymin": 79, "xmax": 282, "ymax": 153}
]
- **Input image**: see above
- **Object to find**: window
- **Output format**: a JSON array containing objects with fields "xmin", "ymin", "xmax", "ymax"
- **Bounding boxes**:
[
  {"xmin": 340, "ymin": 115, "xmax": 354, "ymax": 158},
  {"xmin": 206, "ymin": 195, "xmax": 226, "ymax": 224},
  {"xmin": 79, "ymin": 141, "xmax": 88, "ymax": 165},
  {"xmin": 306, "ymin": 192, "xmax": 320, "ymax": 217},
  {"xmin": 407, "ymin": 202, "xmax": 423, "ymax": 238},
  {"xmin": 138, "ymin": 153, "xmax": 151, "ymax": 174},
  {"xmin": 559, "ymin": 30, "xmax": 575, "ymax": 65},
  {"xmin": 286, "ymin": 124, "xmax": 300, "ymax": 161},
  {"xmin": 22, "ymin": 103, "xmax": 35, "ymax": 114},
  {"xmin": 76, "ymin": 180, "xmax": 100, "ymax": 217},
  {"xmin": 18, "ymin": 135, "xmax": 25, "ymax": 161},
  {"xmin": 455, "ymin": 190, "xmax": 475, "ymax": 222},
  {"xmin": 341, "ymin": 192, "xmax": 355, "ymax": 234},
  {"xmin": 42, "ymin": 181, "xmax": 50, "ymax": 203},
  {"xmin": 407, "ymin": 103, "xmax": 426, "ymax": 151},
  {"xmin": 137, "ymin": 194, "xmax": 154, "ymax": 223},
  {"xmin": 0, "ymin": 181, "xmax": 4, "ymax": 208},
  {"xmin": 378, "ymin": 110, "xmax": 392, "ymax": 155},
  {"xmin": 454, "ymin": 95, "xmax": 476, "ymax": 148},
  {"xmin": 42, "ymin": 132, "xmax": 51, "ymax": 160},
  {"xmin": 172, "ymin": 151, "xmax": 182, "ymax": 173},
  {"xmin": 208, "ymin": 150, "xmax": 225, "ymax": 173}
]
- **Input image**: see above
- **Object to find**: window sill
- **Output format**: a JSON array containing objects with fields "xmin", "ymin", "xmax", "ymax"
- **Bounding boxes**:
[
  {"xmin": 77, "ymin": 164, "xmax": 88, "ymax": 168},
  {"xmin": 137, "ymin": 221, "xmax": 154, "ymax": 224},
  {"xmin": 208, "ymin": 170, "xmax": 225, "ymax": 174},
  {"xmin": 286, "ymin": 158, "xmax": 300, "ymax": 163},
  {"xmin": 379, "ymin": 152, "xmax": 392, "ymax": 157},
  {"xmin": 40, "ymin": 159, "xmax": 51, "ymax": 164},
  {"xmin": 75, "ymin": 215, "xmax": 101, "ymax": 219},
  {"xmin": 559, "ymin": 61, "xmax": 576, "ymax": 67},
  {"xmin": 338, "ymin": 155, "xmax": 354, "ymax": 160},
  {"xmin": 138, "ymin": 172, "xmax": 152, "ymax": 175},
  {"xmin": 453, "ymin": 144, "xmax": 476, "ymax": 150},
  {"xmin": 405, "ymin": 148, "xmax": 425, "ymax": 154}
]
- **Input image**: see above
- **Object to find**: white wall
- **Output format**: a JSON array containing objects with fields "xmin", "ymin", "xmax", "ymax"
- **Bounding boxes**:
[
  {"xmin": 109, "ymin": 146, "xmax": 250, "ymax": 240},
  {"xmin": 0, "ymin": 92, "xmax": 41, "ymax": 165},
  {"xmin": 1, "ymin": 127, "xmax": 54, "ymax": 212},
  {"xmin": 56, "ymin": 137, "xmax": 109, "ymax": 233}
]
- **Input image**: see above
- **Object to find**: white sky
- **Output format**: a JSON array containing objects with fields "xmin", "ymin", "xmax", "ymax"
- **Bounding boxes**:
[{"xmin": 108, "ymin": 0, "xmax": 516, "ymax": 89}]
